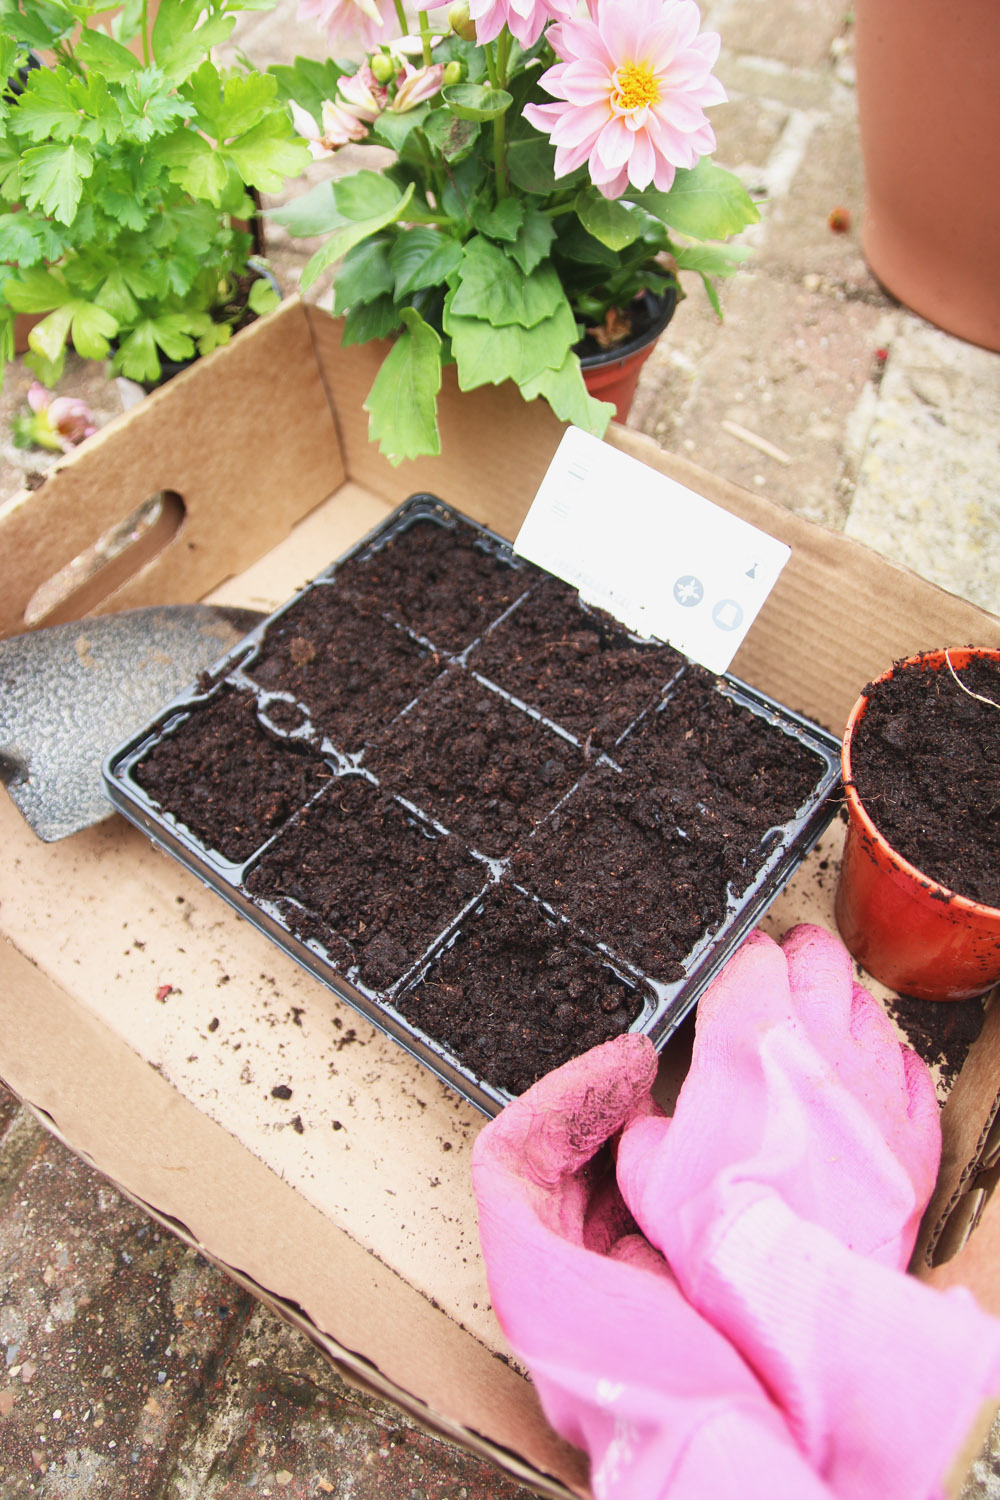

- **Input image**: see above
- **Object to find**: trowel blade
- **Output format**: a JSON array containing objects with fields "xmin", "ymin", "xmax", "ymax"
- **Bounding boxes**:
[{"xmin": 0, "ymin": 604, "xmax": 264, "ymax": 843}]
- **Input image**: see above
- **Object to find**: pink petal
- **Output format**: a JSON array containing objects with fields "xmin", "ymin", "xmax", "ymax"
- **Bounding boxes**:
[
  {"xmin": 553, "ymin": 133, "xmax": 601, "ymax": 177},
  {"xmin": 594, "ymin": 163, "xmax": 631, "ymax": 199},
  {"xmin": 549, "ymin": 99, "xmax": 609, "ymax": 147},
  {"xmin": 656, "ymin": 89, "xmax": 712, "ymax": 131},
  {"xmin": 594, "ymin": 114, "xmax": 635, "ymax": 170},
  {"xmin": 600, "ymin": 0, "xmax": 662, "ymax": 64},
  {"xmin": 651, "ymin": 156, "xmax": 678, "ymax": 192},
  {"xmin": 549, "ymin": 14, "xmax": 614, "ymax": 68},
  {"xmin": 559, "ymin": 59, "xmax": 613, "ymax": 105},
  {"xmin": 626, "ymin": 128, "xmax": 657, "ymax": 190},
  {"xmin": 523, "ymin": 99, "xmax": 568, "ymax": 131}
]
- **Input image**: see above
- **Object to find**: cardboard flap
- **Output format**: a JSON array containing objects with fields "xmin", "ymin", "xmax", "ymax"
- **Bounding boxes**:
[
  {"xmin": 915, "ymin": 990, "xmax": 1000, "ymax": 1275},
  {"xmin": 0, "ymin": 299, "xmax": 344, "ymax": 639}
]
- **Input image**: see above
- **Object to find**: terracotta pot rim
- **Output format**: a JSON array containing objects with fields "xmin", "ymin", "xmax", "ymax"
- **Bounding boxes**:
[{"xmin": 841, "ymin": 645, "xmax": 1000, "ymax": 921}]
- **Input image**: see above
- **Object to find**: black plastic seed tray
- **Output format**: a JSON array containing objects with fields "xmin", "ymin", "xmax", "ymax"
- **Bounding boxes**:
[{"xmin": 104, "ymin": 494, "xmax": 842, "ymax": 1116}]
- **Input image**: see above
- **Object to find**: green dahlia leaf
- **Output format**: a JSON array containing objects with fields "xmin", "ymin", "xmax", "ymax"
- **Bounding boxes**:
[
  {"xmin": 519, "ymin": 352, "xmax": 614, "ymax": 436},
  {"xmin": 574, "ymin": 189, "xmax": 643, "ymax": 252},
  {"xmin": 301, "ymin": 180, "xmax": 415, "ymax": 291},
  {"xmin": 389, "ymin": 226, "xmax": 463, "ymax": 300},
  {"xmin": 333, "ymin": 236, "xmax": 395, "ymax": 312},
  {"xmin": 451, "ymin": 234, "xmax": 562, "ymax": 330},
  {"xmin": 364, "ymin": 307, "xmax": 442, "ymax": 465},
  {"xmin": 636, "ymin": 159, "xmax": 761, "ymax": 241}
]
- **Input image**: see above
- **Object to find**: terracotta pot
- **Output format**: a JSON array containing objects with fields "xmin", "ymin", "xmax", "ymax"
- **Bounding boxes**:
[
  {"xmin": 854, "ymin": 0, "xmax": 1000, "ymax": 352},
  {"xmin": 835, "ymin": 647, "xmax": 1000, "ymax": 1001},
  {"xmin": 579, "ymin": 288, "xmax": 677, "ymax": 423}
]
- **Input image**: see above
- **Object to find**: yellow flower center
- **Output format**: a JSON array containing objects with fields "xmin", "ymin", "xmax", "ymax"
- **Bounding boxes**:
[{"xmin": 612, "ymin": 62, "xmax": 661, "ymax": 113}]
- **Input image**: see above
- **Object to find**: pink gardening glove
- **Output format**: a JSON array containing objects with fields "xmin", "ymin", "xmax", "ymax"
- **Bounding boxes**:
[
  {"xmin": 617, "ymin": 924, "xmax": 1000, "ymax": 1500},
  {"xmin": 472, "ymin": 1034, "xmax": 836, "ymax": 1500}
]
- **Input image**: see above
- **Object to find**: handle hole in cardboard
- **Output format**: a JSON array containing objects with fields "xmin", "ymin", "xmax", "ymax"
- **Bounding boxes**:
[
  {"xmin": 931, "ymin": 1162, "xmax": 1000, "ymax": 1266},
  {"xmin": 23, "ymin": 490, "xmax": 186, "ymax": 628}
]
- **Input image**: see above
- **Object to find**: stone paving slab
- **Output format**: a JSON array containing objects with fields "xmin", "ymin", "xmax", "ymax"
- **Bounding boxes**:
[
  {"xmin": 0, "ymin": 1097, "xmax": 256, "ymax": 1498},
  {"xmin": 846, "ymin": 318, "xmax": 1000, "ymax": 618},
  {"xmin": 0, "ymin": 1085, "xmax": 539, "ymax": 1500},
  {"xmin": 163, "ymin": 1307, "xmax": 537, "ymax": 1500},
  {"xmin": 631, "ymin": 273, "xmax": 888, "ymax": 529}
]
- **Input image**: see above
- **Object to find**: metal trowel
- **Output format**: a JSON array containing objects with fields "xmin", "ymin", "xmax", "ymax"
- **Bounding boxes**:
[{"xmin": 0, "ymin": 604, "xmax": 265, "ymax": 842}]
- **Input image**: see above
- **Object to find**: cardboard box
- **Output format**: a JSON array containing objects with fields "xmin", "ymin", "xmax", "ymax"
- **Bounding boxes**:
[{"xmin": 2, "ymin": 296, "xmax": 999, "ymax": 1497}]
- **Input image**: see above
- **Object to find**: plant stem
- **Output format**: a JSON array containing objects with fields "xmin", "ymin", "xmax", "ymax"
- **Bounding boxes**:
[
  {"xmin": 496, "ymin": 28, "xmax": 511, "ymax": 87},
  {"xmin": 416, "ymin": 130, "xmax": 448, "ymax": 209},
  {"xmin": 392, "ymin": 0, "xmax": 408, "ymax": 38},
  {"xmin": 485, "ymin": 39, "xmax": 509, "ymax": 200},
  {"xmin": 141, "ymin": 0, "xmax": 151, "ymax": 66},
  {"xmin": 418, "ymin": 10, "xmax": 433, "ymax": 66},
  {"xmin": 492, "ymin": 116, "xmax": 508, "ymax": 199}
]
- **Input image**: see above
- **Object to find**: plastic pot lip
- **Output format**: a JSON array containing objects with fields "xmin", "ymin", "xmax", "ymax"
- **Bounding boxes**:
[
  {"xmin": 841, "ymin": 645, "xmax": 1000, "ymax": 920},
  {"xmin": 576, "ymin": 286, "xmax": 678, "ymax": 370}
]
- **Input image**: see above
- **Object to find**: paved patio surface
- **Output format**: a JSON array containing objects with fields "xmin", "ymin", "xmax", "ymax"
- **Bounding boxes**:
[{"xmin": 2, "ymin": 1, "xmax": 999, "ymax": 1496}]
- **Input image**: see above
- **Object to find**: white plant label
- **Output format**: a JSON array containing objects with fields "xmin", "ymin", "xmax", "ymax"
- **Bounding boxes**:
[{"xmin": 514, "ymin": 426, "xmax": 791, "ymax": 674}]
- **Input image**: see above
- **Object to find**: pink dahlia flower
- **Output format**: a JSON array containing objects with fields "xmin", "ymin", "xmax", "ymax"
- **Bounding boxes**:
[
  {"xmin": 414, "ymin": 0, "xmax": 575, "ymax": 49},
  {"xmin": 297, "ymin": 0, "xmax": 400, "ymax": 51},
  {"xmin": 523, "ymin": 0, "xmax": 727, "ymax": 199}
]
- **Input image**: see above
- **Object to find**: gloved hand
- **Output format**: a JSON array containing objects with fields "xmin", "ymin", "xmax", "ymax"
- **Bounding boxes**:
[
  {"xmin": 619, "ymin": 922, "xmax": 941, "ymax": 1271},
  {"xmin": 616, "ymin": 923, "xmax": 1000, "ymax": 1500},
  {"xmin": 471, "ymin": 1033, "xmax": 836, "ymax": 1500}
]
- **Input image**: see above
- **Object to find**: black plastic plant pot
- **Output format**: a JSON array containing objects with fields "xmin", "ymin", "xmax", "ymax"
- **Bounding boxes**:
[
  {"xmin": 574, "ymin": 287, "xmax": 679, "ymax": 369},
  {"xmin": 103, "ymin": 494, "xmax": 842, "ymax": 1117}
]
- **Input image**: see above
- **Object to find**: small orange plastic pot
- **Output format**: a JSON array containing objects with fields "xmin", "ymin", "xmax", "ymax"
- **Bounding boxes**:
[{"xmin": 835, "ymin": 648, "xmax": 1000, "ymax": 1001}]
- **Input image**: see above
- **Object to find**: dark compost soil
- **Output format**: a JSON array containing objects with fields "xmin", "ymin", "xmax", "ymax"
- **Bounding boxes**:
[
  {"xmin": 134, "ymin": 686, "xmax": 330, "ymax": 864},
  {"xmin": 244, "ymin": 778, "xmax": 484, "ymax": 991},
  {"xmin": 396, "ymin": 886, "xmax": 646, "ymax": 1095},
  {"xmin": 510, "ymin": 671, "xmax": 826, "ymax": 981},
  {"xmin": 245, "ymin": 586, "xmax": 443, "ymax": 753},
  {"xmin": 850, "ymin": 654, "xmax": 1000, "ymax": 907},
  {"xmin": 887, "ymin": 991, "xmax": 987, "ymax": 1091},
  {"xmin": 467, "ymin": 575, "xmax": 684, "ymax": 749},
  {"xmin": 334, "ymin": 518, "xmax": 532, "ymax": 653},
  {"xmin": 366, "ymin": 670, "xmax": 584, "ymax": 859}
]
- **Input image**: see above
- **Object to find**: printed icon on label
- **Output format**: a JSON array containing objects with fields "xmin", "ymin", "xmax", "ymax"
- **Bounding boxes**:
[
  {"xmin": 673, "ymin": 575, "xmax": 704, "ymax": 607},
  {"xmin": 746, "ymin": 563, "xmax": 758, "ymax": 579},
  {"xmin": 712, "ymin": 599, "xmax": 744, "ymax": 631}
]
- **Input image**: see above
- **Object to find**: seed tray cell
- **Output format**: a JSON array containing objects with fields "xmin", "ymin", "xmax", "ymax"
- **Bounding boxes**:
[
  {"xmin": 393, "ymin": 884, "xmax": 650, "ymax": 1100},
  {"xmin": 104, "ymin": 493, "xmax": 842, "ymax": 1117},
  {"xmin": 132, "ymin": 684, "xmax": 332, "ymax": 866},
  {"xmin": 365, "ymin": 669, "xmax": 586, "ymax": 861},
  {"xmin": 466, "ymin": 574, "xmax": 686, "ymax": 750},
  {"xmin": 243, "ymin": 585, "xmax": 445, "ymax": 755},
  {"xmin": 332, "ymin": 509, "xmax": 536, "ymax": 654},
  {"xmin": 509, "ymin": 670, "xmax": 833, "ymax": 988},
  {"xmin": 243, "ymin": 776, "xmax": 486, "ymax": 993}
]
